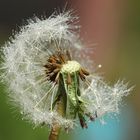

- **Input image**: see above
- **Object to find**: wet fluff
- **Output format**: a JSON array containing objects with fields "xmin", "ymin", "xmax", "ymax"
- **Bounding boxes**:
[{"xmin": 0, "ymin": 11, "xmax": 132, "ymax": 130}]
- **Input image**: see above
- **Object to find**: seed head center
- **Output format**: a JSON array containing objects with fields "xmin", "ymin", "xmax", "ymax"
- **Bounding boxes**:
[{"xmin": 61, "ymin": 60, "xmax": 81, "ymax": 73}]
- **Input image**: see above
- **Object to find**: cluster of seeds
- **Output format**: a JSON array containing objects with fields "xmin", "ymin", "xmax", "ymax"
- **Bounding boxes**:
[
  {"xmin": 1, "ymin": 11, "xmax": 132, "ymax": 133},
  {"xmin": 44, "ymin": 49, "xmax": 90, "ymax": 84},
  {"xmin": 44, "ymin": 48, "xmax": 96, "ymax": 128}
]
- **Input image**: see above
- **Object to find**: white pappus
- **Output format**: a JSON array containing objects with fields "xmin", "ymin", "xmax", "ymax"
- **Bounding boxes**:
[{"xmin": 0, "ymin": 11, "xmax": 132, "ymax": 131}]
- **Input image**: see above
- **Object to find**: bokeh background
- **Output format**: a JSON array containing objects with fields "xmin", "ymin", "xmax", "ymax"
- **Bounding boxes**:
[{"xmin": 0, "ymin": 0, "xmax": 140, "ymax": 140}]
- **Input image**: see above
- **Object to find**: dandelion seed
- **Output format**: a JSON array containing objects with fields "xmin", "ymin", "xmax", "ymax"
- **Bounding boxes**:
[{"xmin": 0, "ymin": 11, "xmax": 132, "ymax": 140}]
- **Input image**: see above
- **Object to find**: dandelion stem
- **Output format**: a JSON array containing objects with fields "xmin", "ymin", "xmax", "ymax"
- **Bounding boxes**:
[
  {"xmin": 49, "ymin": 75, "xmax": 66, "ymax": 140},
  {"xmin": 49, "ymin": 96, "xmax": 66, "ymax": 140}
]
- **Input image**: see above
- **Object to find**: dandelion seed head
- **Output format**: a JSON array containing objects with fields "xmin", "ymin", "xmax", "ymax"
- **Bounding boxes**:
[{"xmin": 0, "ymin": 11, "xmax": 132, "ymax": 130}]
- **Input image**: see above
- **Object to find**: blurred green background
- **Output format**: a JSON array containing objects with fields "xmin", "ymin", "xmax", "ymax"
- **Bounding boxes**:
[{"xmin": 0, "ymin": 0, "xmax": 140, "ymax": 140}]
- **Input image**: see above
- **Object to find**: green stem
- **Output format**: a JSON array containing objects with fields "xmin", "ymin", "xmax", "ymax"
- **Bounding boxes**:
[{"xmin": 49, "ymin": 75, "xmax": 66, "ymax": 140}]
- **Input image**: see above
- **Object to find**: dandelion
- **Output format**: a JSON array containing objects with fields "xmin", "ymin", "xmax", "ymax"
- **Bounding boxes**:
[{"xmin": 0, "ymin": 11, "xmax": 132, "ymax": 140}]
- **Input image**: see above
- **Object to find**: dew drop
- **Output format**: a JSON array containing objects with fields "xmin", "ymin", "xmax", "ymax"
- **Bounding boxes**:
[{"xmin": 98, "ymin": 64, "xmax": 102, "ymax": 68}]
